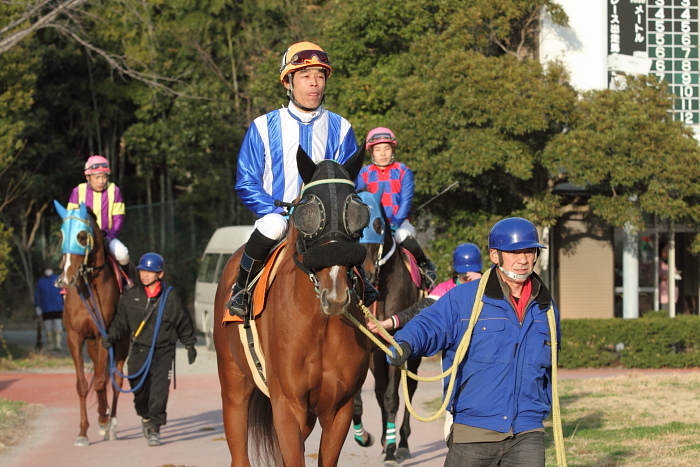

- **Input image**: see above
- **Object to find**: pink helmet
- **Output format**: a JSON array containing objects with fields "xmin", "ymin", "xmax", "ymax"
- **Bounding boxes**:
[
  {"xmin": 365, "ymin": 127, "xmax": 397, "ymax": 150},
  {"xmin": 84, "ymin": 155, "xmax": 111, "ymax": 175}
]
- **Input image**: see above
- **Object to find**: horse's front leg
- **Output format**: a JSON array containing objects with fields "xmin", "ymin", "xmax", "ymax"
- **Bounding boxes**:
[
  {"xmin": 318, "ymin": 396, "xmax": 355, "ymax": 467},
  {"xmin": 86, "ymin": 338, "xmax": 112, "ymax": 439},
  {"xmin": 220, "ymin": 323, "xmax": 256, "ymax": 467},
  {"xmin": 381, "ymin": 360, "xmax": 403, "ymax": 465},
  {"xmin": 106, "ymin": 336, "xmax": 128, "ymax": 441},
  {"xmin": 66, "ymin": 330, "xmax": 90, "ymax": 446},
  {"xmin": 397, "ymin": 356, "xmax": 422, "ymax": 460},
  {"xmin": 271, "ymin": 395, "xmax": 308, "ymax": 466}
]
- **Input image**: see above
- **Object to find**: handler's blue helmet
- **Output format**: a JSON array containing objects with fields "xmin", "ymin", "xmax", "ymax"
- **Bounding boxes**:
[
  {"xmin": 453, "ymin": 243, "xmax": 482, "ymax": 273},
  {"xmin": 137, "ymin": 252, "xmax": 164, "ymax": 272},
  {"xmin": 488, "ymin": 218, "xmax": 546, "ymax": 251}
]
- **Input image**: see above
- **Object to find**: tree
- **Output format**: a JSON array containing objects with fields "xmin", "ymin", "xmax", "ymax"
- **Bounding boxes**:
[
  {"xmin": 542, "ymin": 75, "xmax": 700, "ymax": 246},
  {"xmin": 321, "ymin": 0, "xmax": 574, "ymax": 276}
]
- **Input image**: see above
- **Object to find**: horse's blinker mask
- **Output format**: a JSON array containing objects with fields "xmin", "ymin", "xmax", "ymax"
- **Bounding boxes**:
[
  {"xmin": 293, "ymin": 148, "xmax": 369, "ymax": 270},
  {"xmin": 54, "ymin": 200, "xmax": 94, "ymax": 257}
]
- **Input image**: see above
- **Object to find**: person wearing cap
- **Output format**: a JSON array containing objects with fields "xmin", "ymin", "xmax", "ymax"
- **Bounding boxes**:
[
  {"xmin": 67, "ymin": 155, "xmax": 135, "ymax": 286},
  {"xmin": 386, "ymin": 218, "xmax": 561, "ymax": 467},
  {"xmin": 367, "ymin": 243, "xmax": 482, "ymax": 333},
  {"xmin": 34, "ymin": 263, "xmax": 65, "ymax": 350},
  {"xmin": 102, "ymin": 252, "xmax": 197, "ymax": 447},
  {"xmin": 356, "ymin": 127, "xmax": 437, "ymax": 287},
  {"xmin": 228, "ymin": 40, "xmax": 377, "ymax": 318}
]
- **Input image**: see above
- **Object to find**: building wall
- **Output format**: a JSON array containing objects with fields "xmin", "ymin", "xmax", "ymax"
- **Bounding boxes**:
[
  {"xmin": 540, "ymin": 0, "xmax": 608, "ymax": 91},
  {"xmin": 557, "ymin": 215, "xmax": 614, "ymax": 319}
]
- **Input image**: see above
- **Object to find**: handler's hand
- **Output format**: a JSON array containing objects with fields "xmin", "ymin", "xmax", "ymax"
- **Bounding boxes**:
[
  {"xmin": 387, "ymin": 342, "xmax": 412, "ymax": 367},
  {"xmin": 187, "ymin": 346, "xmax": 197, "ymax": 365}
]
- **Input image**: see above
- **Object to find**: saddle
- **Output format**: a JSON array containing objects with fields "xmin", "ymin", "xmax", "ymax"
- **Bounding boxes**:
[
  {"xmin": 222, "ymin": 241, "xmax": 288, "ymax": 324},
  {"xmin": 107, "ymin": 255, "xmax": 128, "ymax": 294}
]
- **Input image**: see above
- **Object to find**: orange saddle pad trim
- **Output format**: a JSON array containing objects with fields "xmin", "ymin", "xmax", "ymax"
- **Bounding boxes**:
[{"xmin": 222, "ymin": 241, "xmax": 287, "ymax": 324}]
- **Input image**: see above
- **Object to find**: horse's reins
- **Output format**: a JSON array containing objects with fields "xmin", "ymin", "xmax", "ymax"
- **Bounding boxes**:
[
  {"xmin": 343, "ymin": 267, "xmax": 568, "ymax": 467},
  {"xmin": 66, "ymin": 214, "xmax": 171, "ymax": 394}
]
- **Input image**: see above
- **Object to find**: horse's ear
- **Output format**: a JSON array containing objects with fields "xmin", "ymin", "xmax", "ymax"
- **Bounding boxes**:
[
  {"xmin": 79, "ymin": 202, "xmax": 88, "ymax": 219},
  {"xmin": 54, "ymin": 200, "xmax": 67, "ymax": 220},
  {"xmin": 297, "ymin": 146, "xmax": 317, "ymax": 185},
  {"xmin": 342, "ymin": 144, "xmax": 365, "ymax": 181}
]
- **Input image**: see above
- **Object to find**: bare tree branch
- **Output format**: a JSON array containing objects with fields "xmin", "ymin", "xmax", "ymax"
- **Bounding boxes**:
[
  {"xmin": 0, "ymin": 0, "xmax": 88, "ymax": 54},
  {"xmin": 1, "ymin": 0, "xmax": 208, "ymax": 99}
]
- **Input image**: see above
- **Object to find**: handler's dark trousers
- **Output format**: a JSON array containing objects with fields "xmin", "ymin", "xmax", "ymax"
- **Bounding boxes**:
[
  {"xmin": 444, "ymin": 431, "xmax": 544, "ymax": 467},
  {"xmin": 128, "ymin": 344, "xmax": 175, "ymax": 428}
]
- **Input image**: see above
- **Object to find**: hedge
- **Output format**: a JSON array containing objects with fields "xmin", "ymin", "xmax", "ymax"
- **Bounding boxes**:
[{"xmin": 559, "ymin": 313, "xmax": 700, "ymax": 369}]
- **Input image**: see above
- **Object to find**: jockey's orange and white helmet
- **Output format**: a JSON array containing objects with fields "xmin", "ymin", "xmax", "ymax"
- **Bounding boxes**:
[{"xmin": 279, "ymin": 41, "xmax": 332, "ymax": 84}]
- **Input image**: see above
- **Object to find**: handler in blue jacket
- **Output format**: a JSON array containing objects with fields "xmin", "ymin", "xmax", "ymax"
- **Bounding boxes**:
[{"xmin": 387, "ymin": 217, "xmax": 561, "ymax": 467}]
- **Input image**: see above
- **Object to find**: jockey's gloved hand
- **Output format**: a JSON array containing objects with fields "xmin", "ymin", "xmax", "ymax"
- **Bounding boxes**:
[
  {"xmin": 102, "ymin": 335, "xmax": 114, "ymax": 349},
  {"xmin": 387, "ymin": 341, "xmax": 412, "ymax": 367},
  {"xmin": 187, "ymin": 346, "xmax": 197, "ymax": 365}
]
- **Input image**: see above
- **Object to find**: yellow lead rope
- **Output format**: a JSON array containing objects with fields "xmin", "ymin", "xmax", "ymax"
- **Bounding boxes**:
[{"xmin": 344, "ymin": 267, "xmax": 567, "ymax": 466}]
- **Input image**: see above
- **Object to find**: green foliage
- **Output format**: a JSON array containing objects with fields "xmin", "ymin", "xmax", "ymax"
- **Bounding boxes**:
[
  {"xmin": 560, "ymin": 316, "xmax": 700, "ymax": 369},
  {"xmin": 0, "ymin": 223, "xmax": 13, "ymax": 286},
  {"xmin": 542, "ymin": 76, "xmax": 700, "ymax": 230}
]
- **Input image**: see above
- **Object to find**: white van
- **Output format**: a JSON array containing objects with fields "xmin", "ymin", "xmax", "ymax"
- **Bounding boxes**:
[{"xmin": 194, "ymin": 225, "xmax": 255, "ymax": 349}]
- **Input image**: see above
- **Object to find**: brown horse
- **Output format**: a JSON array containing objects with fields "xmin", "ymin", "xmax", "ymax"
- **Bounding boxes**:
[
  {"xmin": 214, "ymin": 147, "xmax": 371, "ymax": 466},
  {"xmin": 353, "ymin": 189, "xmax": 423, "ymax": 466},
  {"xmin": 54, "ymin": 200, "xmax": 128, "ymax": 446}
]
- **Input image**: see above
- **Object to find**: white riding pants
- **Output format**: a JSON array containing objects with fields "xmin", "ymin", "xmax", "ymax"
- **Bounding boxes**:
[
  {"xmin": 254, "ymin": 213, "xmax": 288, "ymax": 241},
  {"xmin": 393, "ymin": 219, "xmax": 416, "ymax": 244},
  {"xmin": 109, "ymin": 238, "xmax": 130, "ymax": 265}
]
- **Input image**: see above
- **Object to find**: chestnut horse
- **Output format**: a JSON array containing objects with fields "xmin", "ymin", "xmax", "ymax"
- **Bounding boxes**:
[
  {"xmin": 353, "ymin": 189, "xmax": 423, "ymax": 466},
  {"xmin": 54, "ymin": 201, "xmax": 128, "ymax": 446},
  {"xmin": 214, "ymin": 147, "xmax": 371, "ymax": 466}
]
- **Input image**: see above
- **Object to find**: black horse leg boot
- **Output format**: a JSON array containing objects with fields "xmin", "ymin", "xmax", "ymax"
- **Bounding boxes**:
[{"xmin": 226, "ymin": 230, "xmax": 277, "ymax": 318}]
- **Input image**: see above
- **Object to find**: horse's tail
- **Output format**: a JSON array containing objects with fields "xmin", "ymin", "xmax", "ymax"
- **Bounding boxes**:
[{"xmin": 248, "ymin": 388, "xmax": 282, "ymax": 465}]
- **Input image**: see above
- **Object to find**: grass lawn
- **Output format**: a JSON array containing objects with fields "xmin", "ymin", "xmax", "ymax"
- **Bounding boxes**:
[
  {"xmin": 547, "ymin": 373, "xmax": 700, "ymax": 466},
  {"xmin": 425, "ymin": 371, "xmax": 700, "ymax": 467}
]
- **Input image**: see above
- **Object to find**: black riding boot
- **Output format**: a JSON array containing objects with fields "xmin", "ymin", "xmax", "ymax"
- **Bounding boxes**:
[
  {"xmin": 400, "ymin": 236, "xmax": 437, "ymax": 287},
  {"xmin": 356, "ymin": 264, "xmax": 379, "ymax": 307},
  {"xmin": 226, "ymin": 230, "xmax": 277, "ymax": 318}
]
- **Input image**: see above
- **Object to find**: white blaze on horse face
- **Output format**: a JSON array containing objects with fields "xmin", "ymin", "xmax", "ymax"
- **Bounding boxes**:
[
  {"xmin": 62, "ymin": 255, "xmax": 71, "ymax": 281},
  {"xmin": 327, "ymin": 266, "xmax": 341, "ymax": 300}
]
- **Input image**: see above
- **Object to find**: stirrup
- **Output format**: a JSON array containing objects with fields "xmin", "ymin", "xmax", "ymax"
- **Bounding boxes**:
[
  {"xmin": 227, "ymin": 288, "xmax": 250, "ymax": 318},
  {"xmin": 420, "ymin": 262, "xmax": 437, "ymax": 289}
]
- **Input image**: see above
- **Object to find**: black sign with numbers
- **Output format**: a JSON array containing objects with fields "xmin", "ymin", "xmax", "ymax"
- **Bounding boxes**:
[{"xmin": 609, "ymin": 0, "xmax": 699, "ymax": 125}]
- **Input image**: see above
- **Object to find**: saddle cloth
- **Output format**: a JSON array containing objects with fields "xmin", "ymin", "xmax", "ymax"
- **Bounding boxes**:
[
  {"xmin": 400, "ymin": 248, "xmax": 423, "ymax": 290},
  {"xmin": 222, "ymin": 241, "xmax": 288, "ymax": 324}
]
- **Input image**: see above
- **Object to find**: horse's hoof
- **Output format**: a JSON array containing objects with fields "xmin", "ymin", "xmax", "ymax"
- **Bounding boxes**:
[
  {"xmin": 395, "ymin": 447, "xmax": 412, "ymax": 459},
  {"xmin": 74, "ymin": 436, "xmax": 89, "ymax": 447},
  {"xmin": 354, "ymin": 432, "xmax": 374, "ymax": 448},
  {"xmin": 104, "ymin": 429, "xmax": 118, "ymax": 441},
  {"xmin": 383, "ymin": 461, "xmax": 399, "ymax": 467}
]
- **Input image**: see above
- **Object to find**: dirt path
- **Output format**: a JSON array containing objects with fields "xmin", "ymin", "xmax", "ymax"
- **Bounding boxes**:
[
  {"xmin": 0, "ymin": 333, "xmax": 449, "ymax": 467},
  {"xmin": 4, "ymin": 329, "xmax": 697, "ymax": 466}
]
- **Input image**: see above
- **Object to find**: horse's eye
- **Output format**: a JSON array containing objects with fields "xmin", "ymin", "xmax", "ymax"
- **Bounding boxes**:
[
  {"xmin": 77, "ymin": 231, "xmax": 88, "ymax": 247},
  {"xmin": 372, "ymin": 218, "xmax": 384, "ymax": 235}
]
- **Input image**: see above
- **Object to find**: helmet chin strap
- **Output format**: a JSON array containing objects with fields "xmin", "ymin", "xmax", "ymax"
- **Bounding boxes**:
[
  {"xmin": 498, "ymin": 266, "xmax": 532, "ymax": 281},
  {"xmin": 287, "ymin": 76, "xmax": 324, "ymax": 112}
]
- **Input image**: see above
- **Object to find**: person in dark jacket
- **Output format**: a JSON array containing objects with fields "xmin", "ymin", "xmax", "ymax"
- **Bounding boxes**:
[
  {"xmin": 387, "ymin": 218, "xmax": 561, "ymax": 467},
  {"xmin": 103, "ymin": 252, "xmax": 197, "ymax": 447},
  {"xmin": 34, "ymin": 264, "xmax": 64, "ymax": 350}
]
